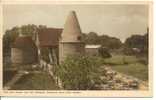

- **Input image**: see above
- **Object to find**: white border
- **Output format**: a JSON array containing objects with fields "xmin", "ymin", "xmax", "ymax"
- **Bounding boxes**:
[{"xmin": 0, "ymin": 0, "xmax": 153, "ymax": 97}]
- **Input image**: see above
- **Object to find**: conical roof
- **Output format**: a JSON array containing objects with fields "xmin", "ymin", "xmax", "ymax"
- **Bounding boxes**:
[{"xmin": 61, "ymin": 11, "xmax": 82, "ymax": 42}]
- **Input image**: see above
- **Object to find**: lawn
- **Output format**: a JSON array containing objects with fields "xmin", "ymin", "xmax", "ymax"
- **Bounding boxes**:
[
  {"xmin": 110, "ymin": 63, "xmax": 148, "ymax": 81},
  {"xmin": 10, "ymin": 71, "xmax": 59, "ymax": 90},
  {"xmin": 103, "ymin": 54, "xmax": 148, "ymax": 81},
  {"xmin": 103, "ymin": 55, "xmax": 139, "ymax": 65}
]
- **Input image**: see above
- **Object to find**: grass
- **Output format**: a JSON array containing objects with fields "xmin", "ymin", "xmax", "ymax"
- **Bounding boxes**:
[
  {"xmin": 11, "ymin": 72, "xmax": 59, "ymax": 90},
  {"xmin": 103, "ymin": 54, "xmax": 148, "ymax": 81},
  {"xmin": 103, "ymin": 55, "xmax": 139, "ymax": 65},
  {"xmin": 110, "ymin": 63, "xmax": 148, "ymax": 81}
]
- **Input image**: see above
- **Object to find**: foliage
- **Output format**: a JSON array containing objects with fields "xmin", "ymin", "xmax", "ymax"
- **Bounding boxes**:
[
  {"xmin": 82, "ymin": 32, "xmax": 123, "ymax": 49},
  {"xmin": 57, "ymin": 55, "xmax": 103, "ymax": 90},
  {"xmin": 98, "ymin": 47, "xmax": 112, "ymax": 58},
  {"xmin": 3, "ymin": 27, "xmax": 19, "ymax": 53},
  {"xmin": 110, "ymin": 63, "xmax": 148, "ymax": 81},
  {"xmin": 83, "ymin": 32, "xmax": 100, "ymax": 44},
  {"xmin": 124, "ymin": 33, "xmax": 148, "ymax": 56},
  {"xmin": 124, "ymin": 34, "xmax": 147, "ymax": 49},
  {"xmin": 3, "ymin": 24, "xmax": 47, "ymax": 53},
  {"xmin": 21, "ymin": 24, "xmax": 38, "ymax": 36},
  {"xmin": 99, "ymin": 35, "xmax": 122, "ymax": 49}
]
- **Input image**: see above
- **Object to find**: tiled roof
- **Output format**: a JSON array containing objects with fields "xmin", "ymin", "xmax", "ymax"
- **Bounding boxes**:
[
  {"xmin": 38, "ymin": 28, "xmax": 62, "ymax": 47},
  {"xmin": 61, "ymin": 11, "xmax": 82, "ymax": 42},
  {"xmin": 12, "ymin": 36, "xmax": 37, "ymax": 49}
]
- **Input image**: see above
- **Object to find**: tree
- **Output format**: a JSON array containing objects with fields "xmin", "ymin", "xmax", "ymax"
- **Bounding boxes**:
[
  {"xmin": 85, "ymin": 32, "xmax": 100, "ymax": 44},
  {"xmin": 38, "ymin": 25, "xmax": 47, "ymax": 29},
  {"xmin": 99, "ymin": 35, "xmax": 110, "ymax": 46},
  {"xmin": 124, "ymin": 33, "xmax": 148, "ymax": 56},
  {"xmin": 100, "ymin": 36, "xmax": 122, "ymax": 49},
  {"xmin": 98, "ymin": 47, "xmax": 111, "ymax": 58},
  {"xmin": 10, "ymin": 27, "xmax": 19, "ymax": 43},
  {"xmin": 3, "ymin": 24, "xmax": 47, "ymax": 54},
  {"xmin": 124, "ymin": 34, "xmax": 148, "ymax": 51},
  {"xmin": 3, "ymin": 27, "xmax": 19, "ymax": 53},
  {"xmin": 21, "ymin": 24, "xmax": 38, "ymax": 36},
  {"xmin": 3, "ymin": 30, "xmax": 12, "ymax": 53},
  {"xmin": 125, "ymin": 35, "xmax": 144, "ymax": 49},
  {"xmin": 82, "ymin": 32, "xmax": 122, "ymax": 49}
]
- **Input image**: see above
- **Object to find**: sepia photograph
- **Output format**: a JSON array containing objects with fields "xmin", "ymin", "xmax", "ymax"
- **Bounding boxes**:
[{"xmin": 0, "ymin": 0, "xmax": 153, "ymax": 97}]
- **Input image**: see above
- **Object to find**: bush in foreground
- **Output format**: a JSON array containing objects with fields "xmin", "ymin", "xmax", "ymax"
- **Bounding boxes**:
[{"xmin": 57, "ymin": 55, "xmax": 103, "ymax": 90}]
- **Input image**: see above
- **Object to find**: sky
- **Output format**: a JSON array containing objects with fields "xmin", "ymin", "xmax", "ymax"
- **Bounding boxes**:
[{"xmin": 3, "ymin": 4, "xmax": 149, "ymax": 42}]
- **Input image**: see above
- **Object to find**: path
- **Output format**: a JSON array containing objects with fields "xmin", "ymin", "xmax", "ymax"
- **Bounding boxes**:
[{"xmin": 3, "ymin": 71, "xmax": 28, "ymax": 90}]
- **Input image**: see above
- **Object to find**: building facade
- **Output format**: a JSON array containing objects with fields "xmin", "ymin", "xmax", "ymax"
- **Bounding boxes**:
[
  {"xmin": 11, "ymin": 36, "xmax": 38, "ymax": 64},
  {"xmin": 11, "ymin": 11, "xmax": 85, "ymax": 65}
]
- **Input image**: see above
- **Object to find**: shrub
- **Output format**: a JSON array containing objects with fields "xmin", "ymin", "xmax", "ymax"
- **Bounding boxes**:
[
  {"xmin": 57, "ymin": 55, "xmax": 103, "ymax": 90},
  {"xmin": 98, "ymin": 47, "xmax": 112, "ymax": 58}
]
